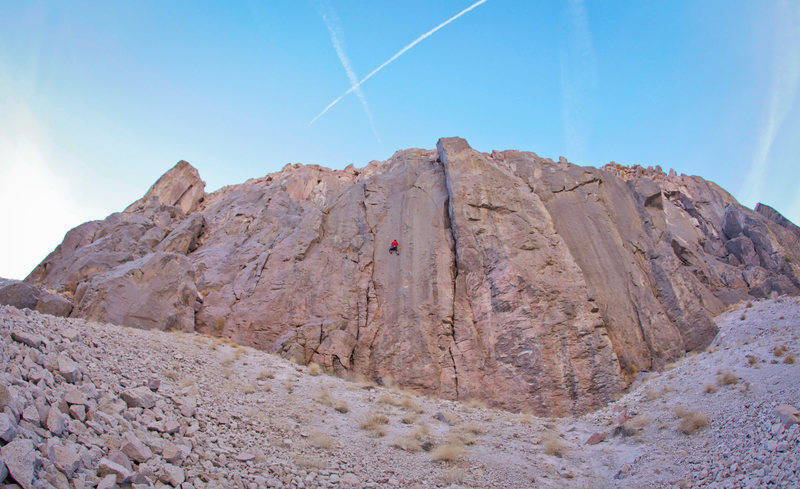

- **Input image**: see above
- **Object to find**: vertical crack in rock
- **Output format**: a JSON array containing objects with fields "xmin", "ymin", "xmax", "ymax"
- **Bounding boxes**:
[{"xmin": 438, "ymin": 154, "xmax": 462, "ymax": 401}]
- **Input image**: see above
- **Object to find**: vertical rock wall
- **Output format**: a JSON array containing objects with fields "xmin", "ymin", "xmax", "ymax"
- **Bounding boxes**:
[{"xmin": 22, "ymin": 138, "xmax": 800, "ymax": 415}]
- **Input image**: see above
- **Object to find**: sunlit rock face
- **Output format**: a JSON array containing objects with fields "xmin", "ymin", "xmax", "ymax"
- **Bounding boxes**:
[{"xmin": 25, "ymin": 138, "xmax": 800, "ymax": 415}]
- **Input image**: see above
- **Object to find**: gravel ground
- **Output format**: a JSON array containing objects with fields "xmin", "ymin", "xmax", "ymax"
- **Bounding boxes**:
[{"xmin": 1, "ymin": 296, "xmax": 798, "ymax": 488}]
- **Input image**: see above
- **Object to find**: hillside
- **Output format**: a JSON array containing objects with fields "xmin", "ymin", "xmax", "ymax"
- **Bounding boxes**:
[
  {"xmin": 1, "ymin": 297, "xmax": 798, "ymax": 488},
  {"xmin": 15, "ymin": 137, "xmax": 800, "ymax": 415}
]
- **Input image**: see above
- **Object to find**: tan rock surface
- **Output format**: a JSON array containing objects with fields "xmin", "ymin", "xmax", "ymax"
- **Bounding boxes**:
[{"xmin": 22, "ymin": 138, "xmax": 800, "ymax": 415}]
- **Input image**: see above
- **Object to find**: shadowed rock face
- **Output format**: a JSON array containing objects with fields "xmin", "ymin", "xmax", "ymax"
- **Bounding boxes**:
[{"xmin": 24, "ymin": 138, "xmax": 800, "ymax": 415}]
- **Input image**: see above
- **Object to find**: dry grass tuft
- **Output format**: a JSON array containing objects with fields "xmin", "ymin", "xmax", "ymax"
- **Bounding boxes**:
[
  {"xmin": 308, "ymin": 429, "xmax": 334, "ymax": 449},
  {"xmin": 163, "ymin": 369, "xmax": 180, "ymax": 381},
  {"xmin": 430, "ymin": 442, "xmax": 465, "ymax": 462},
  {"xmin": 747, "ymin": 355, "xmax": 758, "ymax": 366},
  {"xmin": 626, "ymin": 415, "xmax": 650, "ymax": 430},
  {"xmin": 542, "ymin": 431, "xmax": 567, "ymax": 457},
  {"xmin": 703, "ymin": 384, "xmax": 718, "ymax": 394},
  {"xmin": 440, "ymin": 468, "xmax": 466, "ymax": 485},
  {"xmin": 746, "ymin": 301, "xmax": 753, "ymax": 308},
  {"xmin": 644, "ymin": 389, "xmax": 661, "ymax": 401},
  {"xmin": 318, "ymin": 388, "xmax": 349, "ymax": 413},
  {"xmin": 466, "ymin": 398, "xmax": 487, "ymax": 409},
  {"xmin": 293, "ymin": 454, "xmax": 326, "ymax": 470},
  {"xmin": 391, "ymin": 436, "xmax": 422, "ymax": 452},
  {"xmin": 360, "ymin": 414, "xmax": 390, "ymax": 437},
  {"xmin": 784, "ymin": 354, "xmax": 796, "ymax": 364},
  {"xmin": 674, "ymin": 406, "xmax": 709, "ymax": 435},
  {"xmin": 716, "ymin": 371, "xmax": 738, "ymax": 386},
  {"xmin": 308, "ymin": 362, "xmax": 323, "ymax": 376},
  {"xmin": 257, "ymin": 369, "xmax": 274, "ymax": 380},
  {"xmin": 241, "ymin": 382, "xmax": 256, "ymax": 394},
  {"xmin": 180, "ymin": 375, "xmax": 196, "ymax": 387},
  {"xmin": 774, "ymin": 345, "xmax": 787, "ymax": 357}
]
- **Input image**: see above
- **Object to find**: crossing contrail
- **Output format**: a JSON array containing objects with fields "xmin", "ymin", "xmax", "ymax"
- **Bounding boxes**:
[
  {"xmin": 308, "ymin": 0, "xmax": 489, "ymax": 126},
  {"xmin": 319, "ymin": 3, "xmax": 382, "ymax": 143}
]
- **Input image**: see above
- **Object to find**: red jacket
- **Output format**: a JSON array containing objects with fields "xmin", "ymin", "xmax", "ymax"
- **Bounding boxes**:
[{"xmin": 391, "ymin": 241, "xmax": 398, "ymax": 247}]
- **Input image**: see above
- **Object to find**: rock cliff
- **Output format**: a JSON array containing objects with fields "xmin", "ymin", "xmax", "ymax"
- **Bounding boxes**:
[{"xmin": 21, "ymin": 138, "xmax": 800, "ymax": 415}]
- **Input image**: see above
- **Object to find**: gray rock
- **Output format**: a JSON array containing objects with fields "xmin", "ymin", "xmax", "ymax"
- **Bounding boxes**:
[
  {"xmin": 0, "ymin": 455, "xmax": 7, "ymax": 482},
  {"xmin": 45, "ymin": 405, "xmax": 67, "ymax": 436},
  {"xmin": 121, "ymin": 432, "xmax": 153, "ymax": 463},
  {"xmin": 0, "ymin": 412, "xmax": 17, "ymax": 442},
  {"xmin": 158, "ymin": 463, "xmax": 185, "ymax": 486},
  {"xmin": 51, "ymin": 445, "xmax": 82, "ymax": 477},
  {"xmin": 146, "ymin": 376, "xmax": 161, "ymax": 391},
  {"xmin": 63, "ymin": 388, "xmax": 89, "ymax": 405},
  {"xmin": 34, "ymin": 292, "xmax": 73, "ymax": 318},
  {"xmin": 0, "ymin": 281, "xmax": 41, "ymax": 310},
  {"xmin": 97, "ymin": 457, "xmax": 132, "ymax": 483},
  {"xmin": 120, "ymin": 387, "xmax": 156, "ymax": 409},
  {"xmin": 10, "ymin": 331, "xmax": 45, "ymax": 349},
  {"xmin": 1, "ymin": 438, "xmax": 38, "ymax": 489},
  {"xmin": 96, "ymin": 474, "xmax": 118, "ymax": 489},
  {"xmin": 56, "ymin": 355, "xmax": 80, "ymax": 383}
]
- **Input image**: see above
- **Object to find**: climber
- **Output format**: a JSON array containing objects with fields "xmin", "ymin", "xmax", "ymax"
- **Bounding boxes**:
[{"xmin": 389, "ymin": 239, "xmax": 399, "ymax": 255}]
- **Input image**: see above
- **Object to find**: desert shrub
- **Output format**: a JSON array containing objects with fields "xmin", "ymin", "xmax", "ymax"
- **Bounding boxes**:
[
  {"xmin": 242, "ymin": 382, "xmax": 256, "ymax": 394},
  {"xmin": 257, "ymin": 369, "xmax": 274, "ymax": 380},
  {"xmin": 774, "ymin": 346, "xmax": 786, "ymax": 357},
  {"xmin": 784, "ymin": 354, "xmax": 796, "ymax": 364},
  {"xmin": 430, "ymin": 442, "xmax": 464, "ymax": 462},
  {"xmin": 716, "ymin": 371, "xmax": 738, "ymax": 386},
  {"xmin": 308, "ymin": 362, "xmax": 322, "ymax": 376},
  {"xmin": 703, "ymin": 384, "xmax": 718, "ymax": 394},
  {"xmin": 163, "ymin": 369, "xmax": 180, "ymax": 381},
  {"xmin": 542, "ymin": 431, "xmax": 567, "ymax": 457},
  {"xmin": 674, "ymin": 407, "xmax": 709, "ymax": 434},
  {"xmin": 626, "ymin": 415, "xmax": 650, "ymax": 430},
  {"xmin": 293, "ymin": 455, "xmax": 325, "ymax": 469},
  {"xmin": 317, "ymin": 388, "xmax": 349, "ymax": 413},
  {"xmin": 466, "ymin": 398, "xmax": 487, "ymax": 409},
  {"xmin": 746, "ymin": 301, "xmax": 753, "ymax": 308},
  {"xmin": 644, "ymin": 389, "xmax": 661, "ymax": 401},
  {"xmin": 308, "ymin": 429, "xmax": 334, "ymax": 449},
  {"xmin": 360, "ymin": 414, "xmax": 389, "ymax": 437},
  {"xmin": 440, "ymin": 468, "xmax": 466, "ymax": 485},
  {"xmin": 747, "ymin": 356, "xmax": 758, "ymax": 366},
  {"xmin": 391, "ymin": 436, "xmax": 422, "ymax": 452}
]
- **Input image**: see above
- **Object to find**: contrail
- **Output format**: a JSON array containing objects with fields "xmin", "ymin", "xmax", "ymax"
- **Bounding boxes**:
[
  {"xmin": 319, "ymin": 3, "xmax": 382, "ymax": 143},
  {"xmin": 308, "ymin": 0, "xmax": 489, "ymax": 126},
  {"xmin": 743, "ymin": 0, "xmax": 799, "ymax": 208}
]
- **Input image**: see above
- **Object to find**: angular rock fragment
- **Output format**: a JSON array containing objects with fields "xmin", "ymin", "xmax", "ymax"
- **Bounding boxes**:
[
  {"xmin": 1, "ymin": 438, "xmax": 38, "ymax": 489},
  {"xmin": 11, "ymin": 330, "xmax": 45, "ymax": 349},
  {"xmin": 120, "ymin": 386, "xmax": 156, "ymax": 409},
  {"xmin": 57, "ymin": 354, "xmax": 80, "ymax": 383},
  {"xmin": 121, "ymin": 432, "xmax": 153, "ymax": 463},
  {"xmin": 97, "ymin": 457, "xmax": 132, "ymax": 483}
]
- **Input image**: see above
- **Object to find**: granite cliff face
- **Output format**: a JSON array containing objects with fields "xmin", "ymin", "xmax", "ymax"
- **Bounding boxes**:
[{"xmin": 21, "ymin": 138, "xmax": 800, "ymax": 415}]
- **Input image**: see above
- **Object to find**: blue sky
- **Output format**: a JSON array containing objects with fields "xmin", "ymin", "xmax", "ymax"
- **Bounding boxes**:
[{"xmin": 1, "ymin": 0, "xmax": 799, "ymax": 279}]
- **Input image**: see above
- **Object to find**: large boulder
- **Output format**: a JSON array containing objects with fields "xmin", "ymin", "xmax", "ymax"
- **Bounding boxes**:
[{"xmin": 71, "ymin": 252, "xmax": 198, "ymax": 332}]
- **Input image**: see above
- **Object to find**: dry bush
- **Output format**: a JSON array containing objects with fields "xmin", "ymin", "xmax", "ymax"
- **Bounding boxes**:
[
  {"xmin": 283, "ymin": 379, "xmax": 294, "ymax": 394},
  {"xmin": 234, "ymin": 346, "xmax": 247, "ymax": 360},
  {"xmin": 542, "ymin": 431, "xmax": 567, "ymax": 457},
  {"xmin": 317, "ymin": 388, "xmax": 349, "ymax": 413},
  {"xmin": 400, "ymin": 415, "xmax": 416, "ymax": 425},
  {"xmin": 674, "ymin": 407, "xmax": 709, "ymax": 435},
  {"xmin": 440, "ymin": 468, "xmax": 466, "ymax": 485},
  {"xmin": 717, "ymin": 371, "xmax": 738, "ymax": 386},
  {"xmin": 400, "ymin": 396, "xmax": 425, "ymax": 414},
  {"xmin": 740, "ymin": 314, "xmax": 746, "ymax": 321},
  {"xmin": 459, "ymin": 422, "xmax": 484, "ymax": 435},
  {"xmin": 703, "ymin": 384, "xmax": 718, "ymax": 394},
  {"xmin": 747, "ymin": 356, "xmax": 758, "ymax": 366},
  {"xmin": 308, "ymin": 362, "xmax": 323, "ymax": 376},
  {"xmin": 746, "ymin": 301, "xmax": 753, "ymax": 308},
  {"xmin": 784, "ymin": 354, "xmax": 796, "ymax": 364},
  {"xmin": 221, "ymin": 367, "xmax": 233, "ymax": 379},
  {"xmin": 257, "ymin": 369, "xmax": 274, "ymax": 380},
  {"xmin": 430, "ymin": 442, "xmax": 465, "ymax": 462},
  {"xmin": 293, "ymin": 454, "xmax": 326, "ymax": 470},
  {"xmin": 360, "ymin": 414, "xmax": 390, "ymax": 437},
  {"xmin": 626, "ymin": 415, "xmax": 650, "ymax": 430},
  {"xmin": 308, "ymin": 430, "xmax": 334, "ymax": 449},
  {"xmin": 391, "ymin": 436, "xmax": 422, "ymax": 452},
  {"xmin": 242, "ymin": 383, "xmax": 256, "ymax": 394},
  {"xmin": 163, "ymin": 369, "xmax": 180, "ymax": 381},
  {"xmin": 774, "ymin": 346, "xmax": 787, "ymax": 357},
  {"xmin": 644, "ymin": 389, "xmax": 661, "ymax": 401},
  {"xmin": 466, "ymin": 398, "xmax": 487, "ymax": 409}
]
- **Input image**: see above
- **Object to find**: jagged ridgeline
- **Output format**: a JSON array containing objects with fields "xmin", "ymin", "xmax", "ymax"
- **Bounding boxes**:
[{"xmin": 21, "ymin": 138, "xmax": 800, "ymax": 415}]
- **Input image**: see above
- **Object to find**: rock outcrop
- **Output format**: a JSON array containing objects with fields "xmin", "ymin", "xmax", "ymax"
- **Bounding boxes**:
[{"xmin": 23, "ymin": 138, "xmax": 800, "ymax": 415}]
